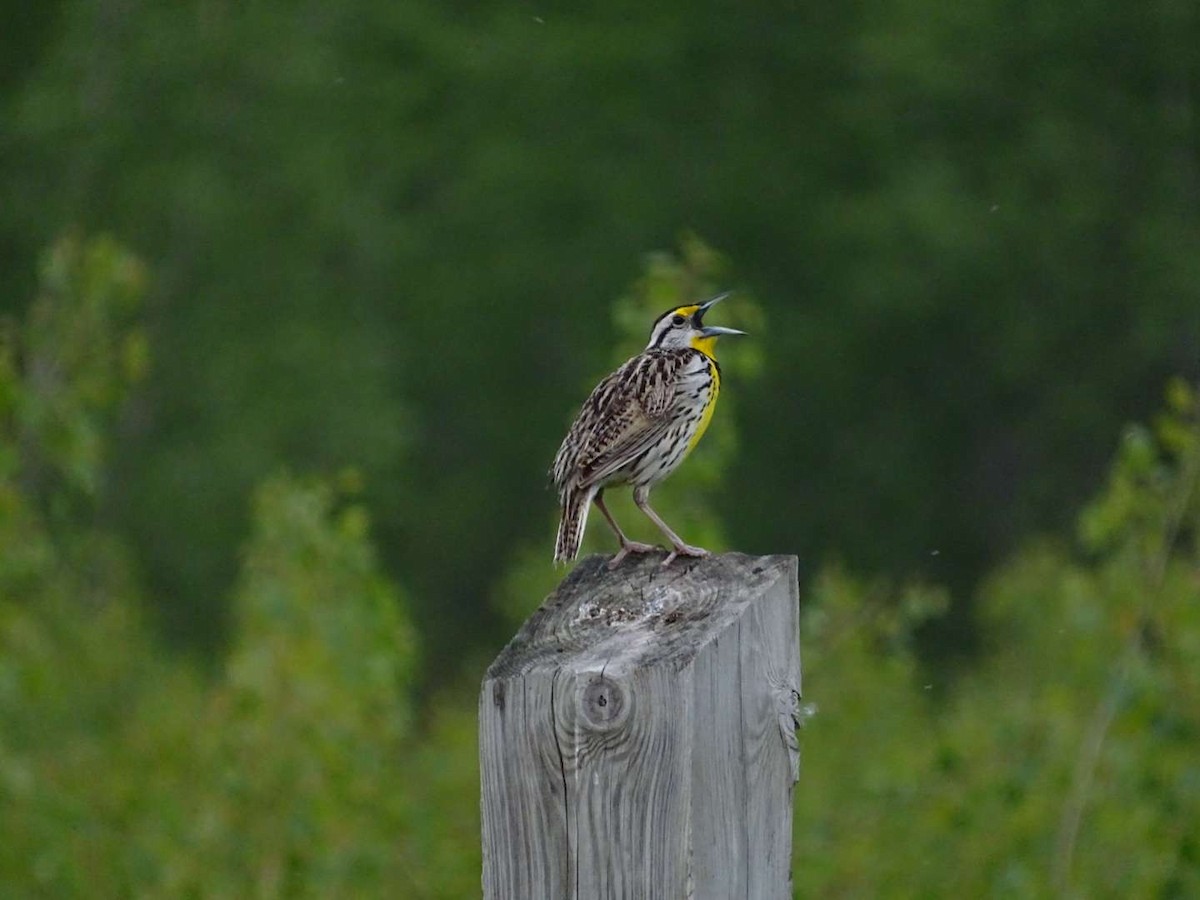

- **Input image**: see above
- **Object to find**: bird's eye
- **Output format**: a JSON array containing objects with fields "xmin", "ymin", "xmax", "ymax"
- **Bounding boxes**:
[{"xmin": 671, "ymin": 314, "xmax": 686, "ymax": 326}]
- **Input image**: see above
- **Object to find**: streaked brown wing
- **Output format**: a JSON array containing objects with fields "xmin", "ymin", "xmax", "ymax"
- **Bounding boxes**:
[
  {"xmin": 555, "ymin": 351, "xmax": 685, "ymax": 488},
  {"xmin": 575, "ymin": 402, "xmax": 669, "ymax": 486}
]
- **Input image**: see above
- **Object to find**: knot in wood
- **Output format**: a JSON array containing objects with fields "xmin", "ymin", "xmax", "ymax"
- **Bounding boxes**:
[{"xmin": 581, "ymin": 675, "xmax": 627, "ymax": 731}]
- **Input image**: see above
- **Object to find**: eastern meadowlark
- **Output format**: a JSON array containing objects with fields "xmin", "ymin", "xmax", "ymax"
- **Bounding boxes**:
[{"xmin": 551, "ymin": 293, "xmax": 746, "ymax": 567}]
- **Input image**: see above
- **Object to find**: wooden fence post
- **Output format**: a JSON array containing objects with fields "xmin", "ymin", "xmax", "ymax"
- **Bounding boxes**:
[{"xmin": 480, "ymin": 552, "xmax": 802, "ymax": 899}]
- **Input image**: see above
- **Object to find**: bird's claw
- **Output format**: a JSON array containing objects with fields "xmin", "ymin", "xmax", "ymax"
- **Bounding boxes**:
[
  {"xmin": 661, "ymin": 544, "xmax": 709, "ymax": 567},
  {"xmin": 608, "ymin": 540, "xmax": 660, "ymax": 568}
]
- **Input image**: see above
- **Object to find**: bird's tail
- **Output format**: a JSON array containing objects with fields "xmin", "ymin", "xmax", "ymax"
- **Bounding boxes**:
[{"xmin": 554, "ymin": 485, "xmax": 596, "ymax": 564}]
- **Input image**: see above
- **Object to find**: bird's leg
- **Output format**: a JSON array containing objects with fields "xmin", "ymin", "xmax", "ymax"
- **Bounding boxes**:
[
  {"xmin": 595, "ymin": 490, "xmax": 658, "ymax": 568},
  {"xmin": 633, "ymin": 486, "xmax": 709, "ymax": 567}
]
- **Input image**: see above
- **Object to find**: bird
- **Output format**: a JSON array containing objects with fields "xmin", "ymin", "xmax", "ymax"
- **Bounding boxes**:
[{"xmin": 551, "ymin": 292, "xmax": 746, "ymax": 567}]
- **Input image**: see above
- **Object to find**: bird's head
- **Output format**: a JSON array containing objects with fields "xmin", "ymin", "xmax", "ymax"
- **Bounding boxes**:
[{"xmin": 645, "ymin": 292, "xmax": 747, "ymax": 357}]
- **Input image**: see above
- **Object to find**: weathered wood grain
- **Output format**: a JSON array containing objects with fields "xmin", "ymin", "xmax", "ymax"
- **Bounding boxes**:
[{"xmin": 480, "ymin": 551, "xmax": 801, "ymax": 899}]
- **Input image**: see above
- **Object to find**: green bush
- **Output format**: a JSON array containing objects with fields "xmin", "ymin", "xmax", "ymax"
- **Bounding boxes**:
[
  {"xmin": 792, "ymin": 380, "xmax": 1200, "ymax": 897},
  {"xmin": 1, "ymin": 236, "xmax": 1195, "ymax": 896}
]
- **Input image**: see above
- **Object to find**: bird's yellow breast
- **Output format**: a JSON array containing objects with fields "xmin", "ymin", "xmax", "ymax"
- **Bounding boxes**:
[{"xmin": 686, "ymin": 358, "xmax": 720, "ymax": 452}]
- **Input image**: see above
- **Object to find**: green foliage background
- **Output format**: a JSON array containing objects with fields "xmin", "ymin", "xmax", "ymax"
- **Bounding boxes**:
[{"xmin": 1, "ymin": 1, "xmax": 1198, "ymax": 895}]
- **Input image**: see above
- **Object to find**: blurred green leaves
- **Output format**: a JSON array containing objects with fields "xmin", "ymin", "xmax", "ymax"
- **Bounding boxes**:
[
  {"xmin": 161, "ymin": 472, "xmax": 421, "ymax": 897},
  {"xmin": 793, "ymin": 386, "xmax": 1200, "ymax": 896},
  {"xmin": 0, "ymin": 232, "xmax": 1197, "ymax": 895},
  {"xmin": 1079, "ymin": 378, "xmax": 1199, "ymax": 562},
  {"xmin": 228, "ymin": 472, "xmax": 417, "ymax": 741},
  {"xmin": 0, "ymin": 246, "xmax": 450, "ymax": 896},
  {"xmin": 3, "ymin": 234, "xmax": 147, "ymax": 510},
  {"xmin": 3, "ymin": 0, "xmax": 1195, "ymax": 668},
  {"xmin": 0, "ymin": 466, "xmax": 430, "ymax": 896},
  {"xmin": 0, "ymin": 235, "xmax": 146, "ymax": 612}
]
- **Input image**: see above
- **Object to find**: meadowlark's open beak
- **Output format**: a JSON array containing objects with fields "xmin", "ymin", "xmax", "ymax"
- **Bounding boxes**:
[
  {"xmin": 692, "ymin": 292, "xmax": 747, "ymax": 337},
  {"xmin": 700, "ymin": 325, "xmax": 747, "ymax": 338}
]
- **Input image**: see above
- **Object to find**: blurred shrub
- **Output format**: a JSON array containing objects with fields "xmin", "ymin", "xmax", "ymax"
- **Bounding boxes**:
[
  {"xmin": 4, "ymin": 233, "xmax": 148, "ymax": 514},
  {"xmin": 793, "ymin": 380, "xmax": 1200, "ymax": 897},
  {"xmin": 2, "ymin": 234, "xmax": 1196, "ymax": 896},
  {"xmin": 149, "ymin": 472, "xmax": 420, "ymax": 897},
  {"xmin": 0, "ymin": 240, "xmax": 460, "ymax": 897},
  {"xmin": 0, "ymin": 464, "xmax": 443, "ymax": 896},
  {"xmin": 5, "ymin": 0, "xmax": 1198, "ymax": 677}
]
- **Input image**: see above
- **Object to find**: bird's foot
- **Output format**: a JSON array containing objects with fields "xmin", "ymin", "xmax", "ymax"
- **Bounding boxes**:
[
  {"xmin": 608, "ymin": 540, "xmax": 660, "ymax": 569},
  {"xmin": 661, "ymin": 544, "xmax": 709, "ymax": 567}
]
